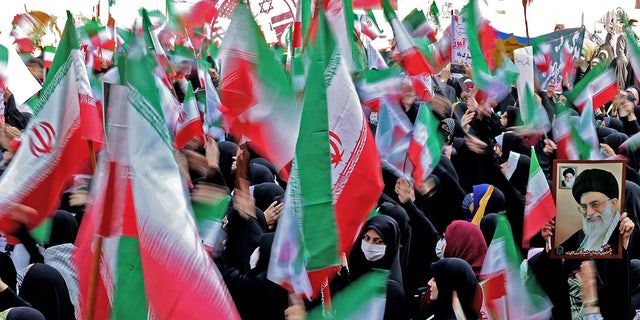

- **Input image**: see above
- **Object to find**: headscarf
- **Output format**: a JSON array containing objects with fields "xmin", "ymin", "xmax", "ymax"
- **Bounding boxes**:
[
  {"xmin": 431, "ymin": 258, "xmax": 483, "ymax": 320},
  {"xmin": 378, "ymin": 202, "xmax": 411, "ymax": 277},
  {"xmin": 349, "ymin": 215, "xmax": 402, "ymax": 283},
  {"xmin": 471, "ymin": 184, "xmax": 506, "ymax": 224},
  {"xmin": 603, "ymin": 132, "xmax": 629, "ymax": 154},
  {"xmin": 46, "ymin": 211, "xmax": 78, "ymax": 248},
  {"xmin": 247, "ymin": 233, "xmax": 274, "ymax": 275},
  {"xmin": 218, "ymin": 141, "xmax": 239, "ymax": 189},
  {"xmin": 479, "ymin": 213, "xmax": 500, "ymax": 247},
  {"xmin": 4, "ymin": 307, "xmax": 46, "ymax": 320},
  {"xmin": 251, "ymin": 182, "xmax": 284, "ymax": 212},
  {"xmin": 0, "ymin": 252, "xmax": 17, "ymax": 292},
  {"xmin": 505, "ymin": 152, "xmax": 531, "ymax": 197},
  {"xmin": 19, "ymin": 263, "xmax": 75, "ymax": 320},
  {"xmin": 249, "ymin": 163, "xmax": 275, "ymax": 185},
  {"xmin": 444, "ymin": 221, "xmax": 487, "ymax": 278}
]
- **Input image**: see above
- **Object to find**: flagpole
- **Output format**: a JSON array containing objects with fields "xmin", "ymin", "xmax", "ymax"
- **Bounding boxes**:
[
  {"xmin": 85, "ymin": 139, "xmax": 99, "ymax": 320},
  {"xmin": 522, "ymin": 0, "xmax": 530, "ymax": 45}
]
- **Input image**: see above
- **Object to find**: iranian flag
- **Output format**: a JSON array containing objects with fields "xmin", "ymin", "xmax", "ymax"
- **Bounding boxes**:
[
  {"xmin": 523, "ymin": 147, "xmax": 556, "ymax": 248},
  {"xmin": 197, "ymin": 58, "xmax": 225, "ymax": 141},
  {"xmin": 166, "ymin": 0, "xmax": 218, "ymax": 31},
  {"xmin": 480, "ymin": 215, "xmax": 552, "ymax": 319},
  {"xmin": 307, "ymin": 269, "xmax": 389, "ymax": 320},
  {"xmin": 74, "ymin": 35, "xmax": 239, "ymax": 320},
  {"xmin": 43, "ymin": 45, "xmax": 56, "ymax": 68},
  {"xmin": 268, "ymin": 7, "xmax": 383, "ymax": 298},
  {"xmin": 552, "ymin": 107, "xmax": 579, "ymax": 160},
  {"xmin": 360, "ymin": 9, "xmax": 384, "ymax": 40},
  {"xmin": 573, "ymin": 100, "xmax": 602, "ymax": 160},
  {"xmin": 460, "ymin": 0, "xmax": 498, "ymax": 99},
  {"xmin": 375, "ymin": 97, "xmax": 413, "ymax": 178},
  {"xmin": 356, "ymin": 65, "xmax": 404, "ymax": 112},
  {"xmin": 192, "ymin": 193, "xmax": 231, "ymax": 254},
  {"xmin": 407, "ymin": 103, "xmax": 443, "ymax": 189},
  {"xmin": 326, "ymin": 0, "xmax": 365, "ymax": 72},
  {"xmin": 382, "ymin": 0, "xmax": 434, "ymax": 102},
  {"xmin": 0, "ymin": 39, "xmax": 41, "ymax": 105},
  {"xmin": 564, "ymin": 63, "xmax": 618, "ymax": 111},
  {"xmin": 174, "ymin": 82, "xmax": 204, "ymax": 149},
  {"xmin": 620, "ymin": 131, "xmax": 640, "ymax": 152},
  {"xmin": 142, "ymin": 9, "xmax": 176, "ymax": 88},
  {"xmin": 0, "ymin": 11, "xmax": 102, "ymax": 233},
  {"xmin": 626, "ymin": 26, "xmax": 640, "ymax": 86},
  {"xmin": 219, "ymin": 2, "xmax": 301, "ymax": 179},
  {"xmin": 402, "ymin": 9, "xmax": 437, "ymax": 42},
  {"xmin": 365, "ymin": 37, "xmax": 388, "ymax": 70}
]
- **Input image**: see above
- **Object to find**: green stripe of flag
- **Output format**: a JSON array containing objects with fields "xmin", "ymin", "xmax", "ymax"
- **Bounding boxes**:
[
  {"xmin": 307, "ymin": 269, "xmax": 389, "ymax": 320},
  {"xmin": 112, "ymin": 237, "xmax": 149, "ymax": 320},
  {"xmin": 299, "ymin": 9, "xmax": 339, "ymax": 270}
]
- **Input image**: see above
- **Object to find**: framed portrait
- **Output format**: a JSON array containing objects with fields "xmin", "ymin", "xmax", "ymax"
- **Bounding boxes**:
[{"xmin": 552, "ymin": 160, "xmax": 625, "ymax": 259}]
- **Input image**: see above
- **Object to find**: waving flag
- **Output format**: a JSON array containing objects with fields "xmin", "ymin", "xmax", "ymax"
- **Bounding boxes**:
[
  {"xmin": 360, "ymin": 9, "xmax": 384, "ymax": 40},
  {"xmin": 356, "ymin": 66, "xmax": 403, "ymax": 112},
  {"xmin": 382, "ymin": 0, "xmax": 434, "ymax": 102},
  {"xmin": 326, "ymin": 0, "xmax": 365, "ymax": 73},
  {"xmin": 219, "ymin": 2, "xmax": 301, "ymax": 179},
  {"xmin": 523, "ymin": 147, "xmax": 556, "ymax": 248},
  {"xmin": 407, "ymin": 103, "xmax": 443, "ymax": 188},
  {"xmin": 625, "ymin": 26, "xmax": 640, "ymax": 87},
  {"xmin": 0, "ymin": 39, "xmax": 42, "ymax": 105},
  {"xmin": 307, "ymin": 269, "xmax": 389, "ymax": 320},
  {"xmin": 481, "ymin": 215, "xmax": 552, "ymax": 319},
  {"xmin": 174, "ymin": 82, "xmax": 204, "ymax": 149},
  {"xmin": 375, "ymin": 98, "xmax": 413, "ymax": 178},
  {"xmin": 564, "ymin": 63, "xmax": 617, "ymax": 111},
  {"xmin": 74, "ymin": 35, "xmax": 239, "ymax": 320},
  {"xmin": 402, "ymin": 9, "xmax": 437, "ymax": 42},
  {"xmin": 166, "ymin": 0, "xmax": 218, "ymax": 31},
  {"xmin": 0, "ymin": 11, "xmax": 103, "ymax": 234},
  {"xmin": 268, "ymin": 6, "xmax": 383, "ymax": 298}
]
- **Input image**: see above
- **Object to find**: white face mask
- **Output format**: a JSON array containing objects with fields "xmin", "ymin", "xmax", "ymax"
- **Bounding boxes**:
[
  {"xmin": 361, "ymin": 241, "xmax": 386, "ymax": 262},
  {"xmin": 249, "ymin": 247, "xmax": 260, "ymax": 270},
  {"xmin": 435, "ymin": 238, "xmax": 446, "ymax": 259}
]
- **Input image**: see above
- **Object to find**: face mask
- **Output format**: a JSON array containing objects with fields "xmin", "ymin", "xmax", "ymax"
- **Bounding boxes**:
[
  {"xmin": 361, "ymin": 241, "xmax": 386, "ymax": 262},
  {"xmin": 249, "ymin": 247, "xmax": 260, "ymax": 270},
  {"xmin": 435, "ymin": 238, "xmax": 446, "ymax": 259}
]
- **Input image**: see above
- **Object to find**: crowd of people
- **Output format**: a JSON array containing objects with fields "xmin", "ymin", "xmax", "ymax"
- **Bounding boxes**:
[{"xmin": 0, "ymin": 10, "xmax": 640, "ymax": 320}]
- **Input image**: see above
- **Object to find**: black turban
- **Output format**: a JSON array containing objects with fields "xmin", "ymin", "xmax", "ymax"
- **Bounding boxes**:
[
  {"xmin": 562, "ymin": 167, "xmax": 575, "ymax": 177},
  {"xmin": 572, "ymin": 168, "xmax": 619, "ymax": 203}
]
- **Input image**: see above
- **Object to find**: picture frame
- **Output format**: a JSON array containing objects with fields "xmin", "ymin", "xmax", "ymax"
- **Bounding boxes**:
[{"xmin": 551, "ymin": 160, "xmax": 625, "ymax": 259}]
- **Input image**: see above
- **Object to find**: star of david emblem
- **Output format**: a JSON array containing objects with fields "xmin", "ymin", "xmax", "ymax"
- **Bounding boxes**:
[{"xmin": 259, "ymin": 0, "xmax": 273, "ymax": 14}]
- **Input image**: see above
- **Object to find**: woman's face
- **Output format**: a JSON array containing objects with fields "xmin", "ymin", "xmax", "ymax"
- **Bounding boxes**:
[
  {"xmin": 363, "ymin": 229, "xmax": 384, "ymax": 245},
  {"xmin": 428, "ymin": 277, "xmax": 438, "ymax": 301},
  {"xmin": 500, "ymin": 112, "xmax": 508, "ymax": 127}
]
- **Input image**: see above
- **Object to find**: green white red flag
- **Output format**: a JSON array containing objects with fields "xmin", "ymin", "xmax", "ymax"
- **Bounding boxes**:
[
  {"xmin": 0, "ymin": 39, "xmax": 42, "ymax": 105},
  {"xmin": 268, "ymin": 6, "xmax": 383, "ymax": 298},
  {"xmin": 523, "ymin": 147, "xmax": 556, "ymax": 248},
  {"xmin": 174, "ymin": 81, "xmax": 204, "ymax": 149},
  {"xmin": 74, "ymin": 34, "xmax": 239, "ymax": 320},
  {"xmin": 219, "ymin": 2, "xmax": 301, "ymax": 179},
  {"xmin": 564, "ymin": 62, "xmax": 618, "ymax": 111},
  {"xmin": 307, "ymin": 269, "xmax": 389, "ymax": 320},
  {"xmin": 382, "ymin": 0, "xmax": 434, "ymax": 102},
  {"xmin": 0, "ymin": 11, "xmax": 102, "ymax": 234},
  {"xmin": 480, "ymin": 215, "xmax": 552, "ymax": 319},
  {"xmin": 407, "ymin": 103, "xmax": 443, "ymax": 188},
  {"xmin": 43, "ymin": 45, "xmax": 56, "ymax": 69},
  {"xmin": 402, "ymin": 9, "xmax": 437, "ymax": 42}
]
